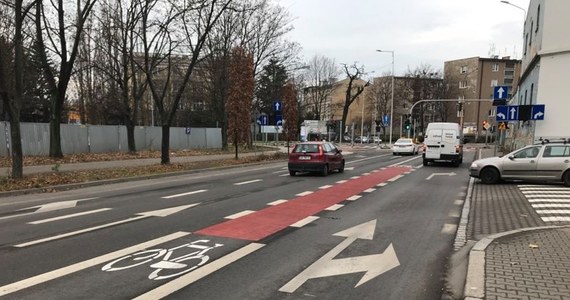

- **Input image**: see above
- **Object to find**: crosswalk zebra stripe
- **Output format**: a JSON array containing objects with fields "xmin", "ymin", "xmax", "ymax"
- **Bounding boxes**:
[
  {"xmin": 531, "ymin": 204, "xmax": 570, "ymax": 208},
  {"xmin": 528, "ymin": 199, "xmax": 570, "ymax": 203}
]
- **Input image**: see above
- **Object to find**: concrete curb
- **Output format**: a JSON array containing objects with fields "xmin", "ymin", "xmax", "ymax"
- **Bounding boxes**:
[{"xmin": 463, "ymin": 225, "xmax": 570, "ymax": 299}]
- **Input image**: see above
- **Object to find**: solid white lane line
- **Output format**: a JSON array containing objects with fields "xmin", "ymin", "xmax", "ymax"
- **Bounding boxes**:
[
  {"xmin": 325, "ymin": 204, "xmax": 344, "ymax": 211},
  {"xmin": 225, "ymin": 210, "xmax": 255, "ymax": 219},
  {"xmin": 162, "ymin": 189, "xmax": 207, "ymax": 199},
  {"xmin": 296, "ymin": 191, "xmax": 313, "ymax": 197},
  {"xmin": 132, "ymin": 243, "xmax": 265, "ymax": 300},
  {"xmin": 234, "ymin": 179, "xmax": 263, "ymax": 186},
  {"xmin": 336, "ymin": 180, "xmax": 348, "ymax": 184},
  {"xmin": 268, "ymin": 199, "xmax": 288, "ymax": 206},
  {"xmin": 290, "ymin": 216, "xmax": 319, "ymax": 228},
  {"xmin": 363, "ymin": 188, "xmax": 376, "ymax": 193},
  {"xmin": 319, "ymin": 185, "xmax": 333, "ymax": 189},
  {"xmin": 0, "ymin": 232, "xmax": 190, "ymax": 297},
  {"xmin": 388, "ymin": 175, "xmax": 404, "ymax": 182},
  {"xmin": 346, "ymin": 195, "xmax": 362, "ymax": 201},
  {"xmin": 28, "ymin": 208, "xmax": 112, "ymax": 225}
]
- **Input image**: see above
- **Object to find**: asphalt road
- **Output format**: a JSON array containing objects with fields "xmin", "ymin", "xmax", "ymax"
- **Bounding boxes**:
[{"xmin": 0, "ymin": 148, "xmax": 478, "ymax": 299}]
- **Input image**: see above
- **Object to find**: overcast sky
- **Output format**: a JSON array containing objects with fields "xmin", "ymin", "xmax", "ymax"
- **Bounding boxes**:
[{"xmin": 279, "ymin": 0, "xmax": 530, "ymax": 77}]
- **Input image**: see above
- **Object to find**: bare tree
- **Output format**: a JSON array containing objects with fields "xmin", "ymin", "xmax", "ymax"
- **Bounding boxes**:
[
  {"xmin": 366, "ymin": 73, "xmax": 391, "ymax": 141},
  {"xmin": 34, "ymin": 0, "xmax": 97, "ymax": 158},
  {"xmin": 303, "ymin": 54, "xmax": 338, "ymax": 120},
  {"xmin": 141, "ymin": 0, "xmax": 234, "ymax": 164},
  {"xmin": 281, "ymin": 82, "xmax": 297, "ymax": 147},
  {"xmin": 226, "ymin": 46, "xmax": 254, "ymax": 159},
  {"xmin": 340, "ymin": 63, "xmax": 368, "ymax": 133},
  {"xmin": 405, "ymin": 64, "xmax": 444, "ymax": 134}
]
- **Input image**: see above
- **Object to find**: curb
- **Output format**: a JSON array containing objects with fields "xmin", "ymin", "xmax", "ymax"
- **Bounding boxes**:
[{"xmin": 463, "ymin": 225, "xmax": 570, "ymax": 299}]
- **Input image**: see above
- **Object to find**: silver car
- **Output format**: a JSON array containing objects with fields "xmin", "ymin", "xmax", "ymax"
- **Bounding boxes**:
[{"xmin": 469, "ymin": 141, "xmax": 570, "ymax": 186}]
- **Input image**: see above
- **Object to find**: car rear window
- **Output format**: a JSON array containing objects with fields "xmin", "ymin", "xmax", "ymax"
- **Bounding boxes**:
[
  {"xmin": 544, "ymin": 146, "xmax": 570, "ymax": 157},
  {"xmin": 293, "ymin": 144, "xmax": 320, "ymax": 153}
]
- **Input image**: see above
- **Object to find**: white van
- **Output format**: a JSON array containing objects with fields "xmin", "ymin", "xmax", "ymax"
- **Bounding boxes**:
[{"xmin": 423, "ymin": 122, "xmax": 463, "ymax": 167}]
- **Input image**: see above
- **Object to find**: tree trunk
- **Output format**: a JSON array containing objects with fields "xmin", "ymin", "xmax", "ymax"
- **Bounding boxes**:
[
  {"xmin": 234, "ymin": 127, "xmax": 238, "ymax": 160},
  {"xmin": 160, "ymin": 125, "xmax": 170, "ymax": 164},
  {"xmin": 126, "ymin": 121, "xmax": 136, "ymax": 153},
  {"xmin": 9, "ymin": 119, "xmax": 23, "ymax": 178},
  {"xmin": 49, "ymin": 95, "xmax": 63, "ymax": 158}
]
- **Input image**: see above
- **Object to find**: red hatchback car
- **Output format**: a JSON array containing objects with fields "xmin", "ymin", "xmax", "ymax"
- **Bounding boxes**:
[{"xmin": 288, "ymin": 142, "xmax": 345, "ymax": 176}]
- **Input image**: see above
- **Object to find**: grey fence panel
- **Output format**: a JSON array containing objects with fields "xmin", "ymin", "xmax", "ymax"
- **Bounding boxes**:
[
  {"xmin": 1, "ymin": 122, "xmax": 9, "ymax": 156},
  {"xmin": 188, "ymin": 128, "xmax": 206, "ymax": 148},
  {"xmin": 206, "ymin": 128, "xmax": 222, "ymax": 148},
  {"xmin": 143, "ymin": 127, "xmax": 162, "ymax": 151},
  {"xmin": 61, "ymin": 124, "xmax": 89, "ymax": 155},
  {"xmin": 20, "ymin": 123, "xmax": 50, "ymax": 156},
  {"xmin": 88, "ymin": 125, "xmax": 121, "ymax": 153}
]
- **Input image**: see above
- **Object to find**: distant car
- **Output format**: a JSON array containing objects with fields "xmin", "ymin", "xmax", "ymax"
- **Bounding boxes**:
[
  {"xmin": 373, "ymin": 136, "xmax": 382, "ymax": 144},
  {"xmin": 343, "ymin": 135, "xmax": 352, "ymax": 142},
  {"xmin": 392, "ymin": 138, "xmax": 418, "ymax": 155},
  {"xmin": 288, "ymin": 141, "xmax": 345, "ymax": 176},
  {"xmin": 354, "ymin": 136, "xmax": 369, "ymax": 143},
  {"xmin": 469, "ymin": 139, "xmax": 570, "ymax": 186}
]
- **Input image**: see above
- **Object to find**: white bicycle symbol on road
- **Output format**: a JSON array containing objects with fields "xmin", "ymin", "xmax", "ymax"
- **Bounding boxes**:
[{"xmin": 102, "ymin": 239, "xmax": 224, "ymax": 280}]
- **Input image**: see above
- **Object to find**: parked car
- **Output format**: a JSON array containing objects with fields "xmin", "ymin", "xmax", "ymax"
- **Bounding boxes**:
[
  {"xmin": 392, "ymin": 138, "xmax": 418, "ymax": 155},
  {"xmin": 354, "ymin": 136, "xmax": 369, "ymax": 143},
  {"xmin": 288, "ymin": 141, "xmax": 345, "ymax": 176},
  {"xmin": 343, "ymin": 135, "xmax": 352, "ymax": 142},
  {"xmin": 373, "ymin": 136, "xmax": 382, "ymax": 144},
  {"xmin": 469, "ymin": 139, "xmax": 570, "ymax": 186}
]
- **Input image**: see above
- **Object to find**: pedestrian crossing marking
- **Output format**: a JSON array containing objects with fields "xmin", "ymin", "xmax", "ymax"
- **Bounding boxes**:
[{"xmin": 518, "ymin": 184, "xmax": 570, "ymax": 223}]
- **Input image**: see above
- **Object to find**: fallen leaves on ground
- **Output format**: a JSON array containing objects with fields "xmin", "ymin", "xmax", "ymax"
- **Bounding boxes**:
[{"xmin": 0, "ymin": 152, "xmax": 286, "ymax": 193}]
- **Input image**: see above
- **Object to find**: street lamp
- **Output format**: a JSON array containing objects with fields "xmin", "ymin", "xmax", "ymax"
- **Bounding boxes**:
[{"xmin": 376, "ymin": 50, "xmax": 394, "ymax": 145}]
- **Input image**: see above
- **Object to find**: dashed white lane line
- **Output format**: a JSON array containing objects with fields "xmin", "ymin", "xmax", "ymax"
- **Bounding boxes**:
[
  {"xmin": 280, "ymin": 173, "xmax": 290, "ymax": 177},
  {"xmin": 268, "ymin": 199, "xmax": 288, "ymax": 206},
  {"xmin": 28, "ymin": 208, "xmax": 112, "ymax": 225},
  {"xmin": 363, "ymin": 188, "xmax": 376, "ymax": 193},
  {"xmin": 344, "ymin": 167, "xmax": 355, "ymax": 171},
  {"xmin": 336, "ymin": 180, "xmax": 348, "ymax": 184},
  {"xmin": 441, "ymin": 224, "xmax": 458, "ymax": 235},
  {"xmin": 448, "ymin": 209, "xmax": 461, "ymax": 218},
  {"xmin": 290, "ymin": 216, "xmax": 319, "ymax": 228},
  {"xmin": 296, "ymin": 191, "xmax": 313, "ymax": 197},
  {"xmin": 350, "ymin": 176, "xmax": 361, "ymax": 179},
  {"xmin": 319, "ymin": 185, "xmax": 333, "ymax": 189},
  {"xmin": 454, "ymin": 200, "xmax": 464, "ymax": 206},
  {"xmin": 162, "ymin": 189, "xmax": 207, "ymax": 199},
  {"xmin": 376, "ymin": 183, "xmax": 388, "ymax": 187},
  {"xmin": 346, "ymin": 195, "xmax": 362, "ymax": 201},
  {"xmin": 234, "ymin": 179, "xmax": 263, "ymax": 186},
  {"xmin": 325, "ymin": 204, "xmax": 344, "ymax": 211},
  {"xmin": 388, "ymin": 175, "xmax": 404, "ymax": 182},
  {"xmin": 0, "ymin": 232, "xmax": 190, "ymax": 297},
  {"xmin": 225, "ymin": 210, "xmax": 255, "ymax": 219},
  {"xmin": 362, "ymin": 172, "xmax": 371, "ymax": 176}
]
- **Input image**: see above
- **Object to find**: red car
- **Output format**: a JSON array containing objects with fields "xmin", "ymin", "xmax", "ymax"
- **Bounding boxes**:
[{"xmin": 288, "ymin": 142, "xmax": 345, "ymax": 176}]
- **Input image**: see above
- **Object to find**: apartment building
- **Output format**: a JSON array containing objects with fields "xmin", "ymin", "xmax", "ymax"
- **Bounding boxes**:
[
  {"xmin": 510, "ymin": 0, "xmax": 570, "ymax": 148},
  {"xmin": 444, "ymin": 56, "xmax": 521, "ymax": 139}
]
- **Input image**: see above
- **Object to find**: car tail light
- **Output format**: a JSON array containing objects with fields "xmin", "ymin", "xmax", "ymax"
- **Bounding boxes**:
[
  {"xmin": 455, "ymin": 145, "xmax": 462, "ymax": 153},
  {"xmin": 317, "ymin": 145, "xmax": 324, "ymax": 159}
]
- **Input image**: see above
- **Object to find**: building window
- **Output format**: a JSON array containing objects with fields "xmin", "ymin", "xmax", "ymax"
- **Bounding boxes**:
[
  {"xmin": 530, "ymin": 22, "xmax": 533, "ymax": 46},
  {"xmin": 491, "ymin": 80, "xmax": 498, "ymax": 87},
  {"xmin": 460, "ymin": 66, "xmax": 467, "ymax": 74},
  {"xmin": 459, "ymin": 81, "xmax": 467, "ymax": 89},
  {"xmin": 504, "ymin": 78, "xmax": 513, "ymax": 85},
  {"xmin": 524, "ymin": 34, "xmax": 528, "ymax": 55},
  {"xmin": 492, "ymin": 63, "xmax": 499, "ymax": 72},
  {"xmin": 530, "ymin": 84, "xmax": 534, "ymax": 104},
  {"xmin": 536, "ymin": 5, "xmax": 540, "ymax": 32}
]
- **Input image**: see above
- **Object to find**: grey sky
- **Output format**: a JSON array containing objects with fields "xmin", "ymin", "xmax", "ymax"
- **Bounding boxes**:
[{"xmin": 280, "ymin": 0, "xmax": 530, "ymax": 76}]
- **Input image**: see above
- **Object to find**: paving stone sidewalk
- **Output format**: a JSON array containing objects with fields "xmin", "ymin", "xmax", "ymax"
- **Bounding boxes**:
[{"xmin": 464, "ymin": 146, "xmax": 570, "ymax": 300}]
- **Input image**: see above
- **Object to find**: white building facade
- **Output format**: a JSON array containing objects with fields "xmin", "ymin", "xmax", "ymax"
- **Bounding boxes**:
[{"xmin": 511, "ymin": 0, "xmax": 570, "ymax": 148}]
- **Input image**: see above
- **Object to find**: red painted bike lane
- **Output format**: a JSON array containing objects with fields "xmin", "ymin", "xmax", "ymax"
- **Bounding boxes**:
[{"xmin": 195, "ymin": 166, "xmax": 411, "ymax": 241}]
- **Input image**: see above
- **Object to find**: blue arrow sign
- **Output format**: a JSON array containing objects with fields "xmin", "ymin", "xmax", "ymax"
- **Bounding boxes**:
[
  {"xmin": 273, "ymin": 101, "xmax": 282, "ymax": 112},
  {"xmin": 531, "ymin": 104, "xmax": 545, "ymax": 120},
  {"xmin": 496, "ymin": 106, "xmax": 508, "ymax": 121},
  {"xmin": 275, "ymin": 115, "xmax": 283, "ymax": 126},
  {"xmin": 257, "ymin": 115, "xmax": 268, "ymax": 126},
  {"xmin": 493, "ymin": 86, "xmax": 509, "ymax": 100},
  {"xmin": 508, "ymin": 105, "xmax": 518, "ymax": 121}
]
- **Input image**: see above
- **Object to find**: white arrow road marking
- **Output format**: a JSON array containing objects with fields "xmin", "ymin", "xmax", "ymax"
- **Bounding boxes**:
[
  {"xmin": 14, "ymin": 204, "xmax": 199, "ymax": 248},
  {"xmin": 162, "ymin": 190, "xmax": 207, "ymax": 199},
  {"xmin": 0, "ymin": 231, "xmax": 190, "ymax": 297},
  {"xmin": 133, "ymin": 243, "xmax": 265, "ymax": 300},
  {"xmin": 0, "ymin": 198, "xmax": 99, "ymax": 221},
  {"xmin": 279, "ymin": 220, "xmax": 400, "ymax": 293},
  {"xmin": 234, "ymin": 179, "xmax": 262, "ymax": 186},
  {"xmin": 28, "ymin": 208, "xmax": 112, "ymax": 225},
  {"xmin": 426, "ymin": 172, "xmax": 456, "ymax": 180}
]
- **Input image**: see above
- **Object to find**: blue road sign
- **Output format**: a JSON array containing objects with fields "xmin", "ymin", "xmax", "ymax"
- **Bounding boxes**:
[
  {"xmin": 273, "ymin": 101, "xmax": 282, "ymax": 112},
  {"xmin": 383, "ymin": 114, "xmax": 390, "ymax": 126},
  {"xmin": 531, "ymin": 104, "xmax": 545, "ymax": 120},
  {"xmin": 506, "ymin": 105, "xmax": 518, "ymax": 121},
  {"xmin": 275, "ymin": 115, "xmax": 283, "ymax": 126},
  {"xmin": 496, "ymin": 105, "xmax": 508, "ymax": 121},
  {"xmin": 493, "ymin": 86, "xmax": 509, "ymax": 100},
  {"xmin": 257, "ymin": 115, "xmax": 268, "ymax": 126}
]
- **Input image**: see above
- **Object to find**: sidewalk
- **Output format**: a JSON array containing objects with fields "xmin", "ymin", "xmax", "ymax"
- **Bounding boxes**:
[{"xmin": 462, "ymin": 146, "xmax": 570, "ymax": 299}]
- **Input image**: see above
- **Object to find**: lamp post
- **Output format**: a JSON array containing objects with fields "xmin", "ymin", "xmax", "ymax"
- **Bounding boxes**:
[
  {"xmin": 376, "ymin": 50, "xmax": 394, "ymax": 145},
  {"xmin": 500, "ymin": 1, "xmax": 527, "ymax": 39}
]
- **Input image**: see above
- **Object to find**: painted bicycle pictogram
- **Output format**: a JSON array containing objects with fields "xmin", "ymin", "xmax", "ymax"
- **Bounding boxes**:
[{"xmin": 102, "ymin": 239, "xmax": 224, "ymax": 280}]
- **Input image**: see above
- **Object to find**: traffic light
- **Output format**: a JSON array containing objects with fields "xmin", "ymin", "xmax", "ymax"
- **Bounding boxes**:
[{"xmin": 404, "ymin": 119, "xmax": 411, "ymax": 131}]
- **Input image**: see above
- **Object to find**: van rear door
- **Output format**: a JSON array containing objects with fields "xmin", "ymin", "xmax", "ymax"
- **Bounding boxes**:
[
  {"xmin": 424, "ymin": 129, "xmax": 443, "ymax": 159},
  {"xmin": 441, "ymin": 129, "xmax": 458, "ymax": 155}
]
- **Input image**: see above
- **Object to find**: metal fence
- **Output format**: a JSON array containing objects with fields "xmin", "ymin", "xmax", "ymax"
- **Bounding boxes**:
[{"xmin": 0, "ymin": 122, "xmax": 221, "ymax": 157}]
